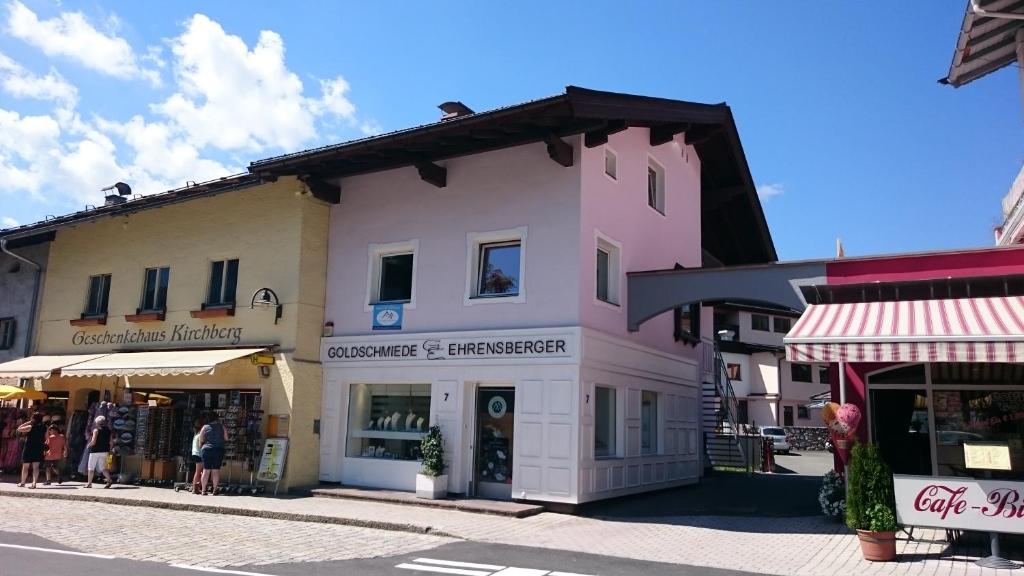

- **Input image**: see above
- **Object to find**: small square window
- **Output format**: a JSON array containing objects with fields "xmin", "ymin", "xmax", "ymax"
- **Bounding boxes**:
[
  {"xmin": 0, "ymin": 317, "xmax": 15, "ymax": 350},
  {"xmin": 478, "ymin": 241, "xmax": 521, "ymax": 297},
  {"xmin": 726, "ymin": 363, "xmax": 742, "ymax": 380},
  {"xmin": 798, "ymin": 406, "xmax": 810, "ymax": 420},
  {"xmin": 791, "ymin": 363, "xmax": 813, "ymax": 382},
  {"xmin": 141, "ymin": 267, "xmax": 170, "ymax": 312},
  {"xmin": 647, "ymin": 159, "xmax": 665, "ymax": 214},
  {"xmin": 378, "ymin": 253, "xmax": 414, "ymax": 303},
  {"xmin": 773, "ymin": 316, "xmax": 792, "ymax": 333},
  {"xmin": 818, "ymin": 365, "xmax": 831, "ymax": 385},
  {"xmin": 604, "ymin": 149, "xmax": 617, "ymax": 180},
  {"xmin": 85, "ymin": 274, "xmax": 111, "ymax": 317},
  {"xmin": 207, "ymin": 259, "xmax": 238, "ymax": 307},
  {"xmin": 751, "ymin": 314, "xmax": 770, "ymax": 331}
]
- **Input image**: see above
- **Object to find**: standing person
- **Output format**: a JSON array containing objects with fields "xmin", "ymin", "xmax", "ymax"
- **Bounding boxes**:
[
  {"xmin": 198, "ymin": 411, "xmax": 229, "ymax": 495},
  {"xmin": 16, "ymin": 413, "xmax": 45, "ymax": 489},
  {"xmin": 85, "ymin": 416, "xmax": 113, "ymax": 488},
  {"xmin": 190, "ymin": 422, "xmax": 204, "ymax": 494},
  {"xmin": 43, "ymin": 425, "xmax": 67, "ymax": 485}
]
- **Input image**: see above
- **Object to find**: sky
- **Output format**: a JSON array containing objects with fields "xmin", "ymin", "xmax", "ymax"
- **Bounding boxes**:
[{"xmin": 0, "ymin": 1, "xmax": 1020, "ymax": 260}]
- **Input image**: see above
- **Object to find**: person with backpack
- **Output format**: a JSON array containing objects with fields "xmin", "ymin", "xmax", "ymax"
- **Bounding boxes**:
[{"xmin": 85, "ymin": 415, "xmax": 113, "ymax": 488}]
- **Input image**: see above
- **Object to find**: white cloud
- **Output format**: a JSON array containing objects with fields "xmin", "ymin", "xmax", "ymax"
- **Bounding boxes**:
[
  {"xmin": 756, "ymin": 183, "xmax": 785, "ymax": 201},
  {"xmin": 315, "ymin": 76, "xmax": 356, "ymax": 119},
  {"xmin": 0, "ymin": 51, "xmax": 77, "ymax": 108},
  {"xmin": 359, "ymin": 119, "xmax": 383, "ymax": 136},
  {"xmin": 4, "ymin": 0, "xmax": 160, "ymax": 85},
  {"xmin": 1, "ymin": 216, "xmax": 17, "ymax": 227}
]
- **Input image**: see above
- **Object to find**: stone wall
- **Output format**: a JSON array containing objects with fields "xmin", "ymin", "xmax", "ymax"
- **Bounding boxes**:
[{"xmin": 783, "ymin": 426, "xmax": 829, "ymax": 451}]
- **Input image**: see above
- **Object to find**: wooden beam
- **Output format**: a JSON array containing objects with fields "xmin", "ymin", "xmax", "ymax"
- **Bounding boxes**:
[
  {"xmin": 416, "ymin": 162, "xmax": 447, "ymax": 188},
  {"xmin": 543, "ymin": 133, "xmax": 573, "ymax": 167},
  {"xmin": 584, "ymin": 120, "xmax": 628, "ymax": 148},
  {"xmin": 684, "ymin": 125, "xmax": 722, "ymax": 146},
  {"xmin": 650, "ymin": 123, "xmax": 690, "ymax": 146},
  {"xmin": 301, "ymin": 176, "xmax": 341, "ymax": 204}
]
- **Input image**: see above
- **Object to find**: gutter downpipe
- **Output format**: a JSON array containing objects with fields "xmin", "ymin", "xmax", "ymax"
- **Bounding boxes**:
[{"xmin": 1, "ymin": 237, "xmax": 42, "ymax": 359}]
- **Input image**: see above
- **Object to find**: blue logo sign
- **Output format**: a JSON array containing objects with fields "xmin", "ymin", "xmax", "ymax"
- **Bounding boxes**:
[{"xmin": 372, "ymin": 304, "xmax": 403, "ymax": 331}]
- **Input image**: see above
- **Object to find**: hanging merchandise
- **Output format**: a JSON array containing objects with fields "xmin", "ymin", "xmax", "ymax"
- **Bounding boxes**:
[{"xmin": 0, "ymin": 408, "xmax": 27, "ymax": 472}]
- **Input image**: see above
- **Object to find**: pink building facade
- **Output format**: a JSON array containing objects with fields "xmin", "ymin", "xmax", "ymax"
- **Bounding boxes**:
[{"xmin": 250, "ymin": 87, "xmax": 775, "ymax": 503}]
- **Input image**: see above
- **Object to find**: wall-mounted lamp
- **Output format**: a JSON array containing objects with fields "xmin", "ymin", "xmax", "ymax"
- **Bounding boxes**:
[{"xmin": 251, "ymin": 288, "xmax": 283, "ymax": 324}]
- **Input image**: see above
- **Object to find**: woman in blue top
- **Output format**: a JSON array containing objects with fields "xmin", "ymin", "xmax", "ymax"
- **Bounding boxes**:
[{"xmin": 198, "ymin": 411, "xmax": 229, "ymax": 495}]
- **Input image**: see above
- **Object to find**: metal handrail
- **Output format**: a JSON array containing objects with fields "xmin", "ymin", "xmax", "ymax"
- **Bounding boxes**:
[{"xmin": 707, "ymin": 341, "xmax": 744, "ymax": 463}]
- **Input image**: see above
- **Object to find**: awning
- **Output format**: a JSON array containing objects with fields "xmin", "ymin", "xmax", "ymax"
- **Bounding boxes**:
[
  {"xmin": 784, "ymin": 297, "xmax": 1024, "ymax": 363},
  {"xmin": 0, "ymin": 354, "xmax": 109, "ymax": 379},
  {"xmin": 59, "ymin": 348, "xmax": 266, "ymax": 377},
  {"xmin": 0, "ymin": 385, "xmax": 47, "ymax": 401}
]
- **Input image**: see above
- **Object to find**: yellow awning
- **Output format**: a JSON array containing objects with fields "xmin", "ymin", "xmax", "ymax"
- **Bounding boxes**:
[
  {"xmin": 59, "ymin": 348, "xmax": 267, "ymax": 377},
  {"xmin": 0, "ymin": 354, "xmax": 110, "ymax": 379},
  {"xmin": 0, "ymin": 385, "xmax": 47, "ymax": 401}
]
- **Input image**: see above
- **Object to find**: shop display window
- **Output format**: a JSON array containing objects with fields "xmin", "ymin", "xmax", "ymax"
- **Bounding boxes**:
[
  {"xmin": 346, "ymin": 383, "xmax": 431, "ymax": 461},
  {"xmin": 934, "ymin": 389, "xmax": 1024, "ymax": 479}
]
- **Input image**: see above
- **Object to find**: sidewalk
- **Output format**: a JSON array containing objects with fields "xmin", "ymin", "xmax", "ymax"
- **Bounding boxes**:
[{"xmin": 0, "ymin": 480, "xmax": 1017, "ymax": 576}]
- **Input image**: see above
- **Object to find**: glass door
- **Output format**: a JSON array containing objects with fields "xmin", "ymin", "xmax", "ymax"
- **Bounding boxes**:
[
  {"xmin": 475, "ymin": 387, "xmax": 514, "ymax": 499},
  {"xmin": 869, "ymin": 388, "xmax": 932, "ymax": 475}
]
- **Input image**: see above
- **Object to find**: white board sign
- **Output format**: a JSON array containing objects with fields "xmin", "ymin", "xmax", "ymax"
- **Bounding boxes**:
[
  {"xmin": 256, "ymin": 438, "xmax": 288, "ymax": 483},
  {"xmin": 894, "ymin": 475, "xmax": 1024, "ymax": 534}
]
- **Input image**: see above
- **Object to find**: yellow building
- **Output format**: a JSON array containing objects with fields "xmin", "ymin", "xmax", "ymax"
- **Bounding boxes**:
[{"xmin": 0, "ymin": 175, "xmax": 329, "ymax": 491}]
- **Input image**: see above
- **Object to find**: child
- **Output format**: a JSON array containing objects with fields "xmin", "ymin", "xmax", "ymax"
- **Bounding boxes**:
[{"xmin": 43, "ymin": 425, "xmax": 67, "ymax": 485}]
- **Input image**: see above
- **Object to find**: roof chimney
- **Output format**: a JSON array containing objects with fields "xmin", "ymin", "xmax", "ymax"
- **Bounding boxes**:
[
  {"xmin": 439, "ymin": 101, "xmax": 474, "ymax": 121},
  {"xmin": 101, "ymin": 182, "xmax": 132, "ymax": 206}
]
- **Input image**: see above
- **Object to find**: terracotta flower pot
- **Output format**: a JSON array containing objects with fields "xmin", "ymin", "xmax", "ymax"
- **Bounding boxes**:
[{"xmin": 856, "ymin": 529, "xmax": 897, "ymax": 562}]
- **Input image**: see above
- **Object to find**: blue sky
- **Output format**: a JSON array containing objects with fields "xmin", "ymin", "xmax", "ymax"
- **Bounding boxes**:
[{"xmin": 0, "ymin": 1, "xmax": 1019, "ymax": 260}]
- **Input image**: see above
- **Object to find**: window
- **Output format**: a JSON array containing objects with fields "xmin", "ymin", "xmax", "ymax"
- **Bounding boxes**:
[
  {"xmin": 818, "ymin": 365, "xmax": 831, "ymax": 385},
  {"xmin": 641, "ymin": 390, "xmax": 658, "ymax": 455},
  {"xmin": 737, "ymin": 400, "xmax": 749, "ymax": 425},
  {"xmin": 751, "ymin": 314, "xmax": 770, "ymax": 331},
  {"xmin": 604, "ymin": 148, "xmax": 617, "ymax": 180},
  {"xmin": 0, "ymin": 318, "xmax": 14, "ymax": 350},
  {"xmin": 346, "ymin": 383, "xmax": 431, "ymax": 460},
  {"xmin": 726, "ymin": 363, "xmax": 742, "ymax": 380},
  {"xmin": 783, "ymin": 406, "xmax": 794, "ymax": 427},
  {"xmin": 379, "ymin": 254, "xmax": 413, "ymax": 303},
  {"xmin": 798, "ymin": 405, "xmax": 810, "ymax": 420},
  {"xmin": 594, "ymin": 386, "xmax": 616, "ymax": 458},
  {"xmin": 791, "ymin": 363, "xmax": 812, "ymax": 382},
  {"xmin": 207, "ymin": 259, "xmax": 238, "ymax": 307},
  {"xmin": 595, "ymin": 234, "xmax": 621, "ymax": 306},
  {"xmin": 84, "ymin": 274, "xmax": 111, "ymax": 317},
  {"xmin": 140, "ymin": 267, "xmax": 170, "ymax": 312},
  {"xmin": 466, "ymin": 227, "xmax": 527, "ymax": 304},
  {"xmin": 773, "ymin": 316, "xmax": 792, "ymax": 333},
  {"xmin": 647, "ymin": 160, "xmax": 665, "ymax": 214},
  {"xmin": 675, "ymin": 303, "xmax": 701, "ymax": 341}
]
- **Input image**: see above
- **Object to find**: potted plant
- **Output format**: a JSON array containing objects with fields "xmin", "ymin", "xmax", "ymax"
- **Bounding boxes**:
[
  {"xmin": 416, "ymin": 425, "xmax": 448, "ymax": 499},
  {"xmin": 845, "ymin": 442, "xmax": 898, "ymax": 562}
]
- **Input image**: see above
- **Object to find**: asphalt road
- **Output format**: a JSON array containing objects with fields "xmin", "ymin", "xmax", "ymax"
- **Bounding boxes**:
[{"xmin": 0, "ymin": 531, "xmax": 760, "ymax": 576}]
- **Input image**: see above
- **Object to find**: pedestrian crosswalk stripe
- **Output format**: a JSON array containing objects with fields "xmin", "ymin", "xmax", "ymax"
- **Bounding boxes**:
[
  {"xmin": 411, "ymin": 558, "xmax": 507, "ymax": 570},
  {"xmin": 396, "ymin": 562, "xmax": 492, "ymax": 576},
  {"xmin": 395, "ymin": 558, "xmax": 596, "ymax": 576}
]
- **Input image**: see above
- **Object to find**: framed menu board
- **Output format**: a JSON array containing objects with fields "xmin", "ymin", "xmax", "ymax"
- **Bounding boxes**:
[{"xmin": 963, "ymin": 442, "xmax": 1012, "ymax": 471}]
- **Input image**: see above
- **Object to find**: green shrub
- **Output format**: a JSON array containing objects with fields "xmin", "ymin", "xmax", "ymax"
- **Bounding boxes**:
[
  {"xmin": 866, "ymin": 503, "xmax": 898, "ymax": 532},
  {"xmin": 845, "ymin": 442, "xmax": 897, "ymax": 531},
  {"xmin": 420, "ymin": 425, "xmax": 446, "ymax": 477}
]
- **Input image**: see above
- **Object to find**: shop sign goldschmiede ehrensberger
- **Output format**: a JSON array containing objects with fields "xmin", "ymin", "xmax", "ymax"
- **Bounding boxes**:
[{"xmin": 323, "ymin": 333, "xmax": 574, "ymax": 363}]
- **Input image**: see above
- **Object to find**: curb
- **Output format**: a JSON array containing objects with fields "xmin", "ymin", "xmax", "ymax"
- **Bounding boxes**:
[
  {"xmin": 0, "ymin": 490, "xmax": 459, "ymax": 538},
  {"xmin": 310, "ymin": 489, "xmax": 545, "ymax": 519}
]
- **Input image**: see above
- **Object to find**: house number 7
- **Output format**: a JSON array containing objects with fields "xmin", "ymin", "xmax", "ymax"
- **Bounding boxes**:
[
  {"xmin": 585, "ymin": 394, "xmax": 590, "ymax": 404},
  {"xmin": 444, "ymin": 392, "xmax": 449, "ymax": 401}
]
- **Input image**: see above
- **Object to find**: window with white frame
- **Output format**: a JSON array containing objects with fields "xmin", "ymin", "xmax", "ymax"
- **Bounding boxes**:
[
  {"xmin": 595, "ymin": 234, "xmax": 621, "ymax": 306},
  {"xmin": 140, "ymin": 266, "xmax": 170, "ymax": 312},
  {"xmin": 604, "ymin": 148, "xmax": 617, "ymax": 180},
  {"xmin": 647, "ymin": 159, "xmax": 665, "ymax": 214},
  {"xmin": 466, "ymin": 228, "xmax": 527, "ymax": 303},
  {"xmin": 206, "ymin": 259, "xmax": 238, "ymax": 307},
  {"xmin": 641, "ymin": 390, "xmax": 658, "ymax": 455},
  {"xmin": 0, "ymin": 317, "xmax": 14, "ymax": 350},
  {"xmin": 594, "ymin": 386, "xmax": 617, "ymax": 458},
  {"xmin": 84, "ymin": 274, "xmax": 111, "ymax": 317},
  {"xmin": 368, "ymin": 240, "xmax": 417, "ymax": 306}
]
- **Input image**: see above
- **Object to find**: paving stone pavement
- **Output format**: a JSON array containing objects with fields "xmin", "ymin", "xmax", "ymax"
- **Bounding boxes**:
[{"xmin": 0, "ymin": 482, "xmax": 1019, "ymax": 575}]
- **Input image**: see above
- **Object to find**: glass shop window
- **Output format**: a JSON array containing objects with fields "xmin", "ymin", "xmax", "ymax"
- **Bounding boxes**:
[{"xmin": 346, "ymin": 383, "xmax": 432, "ymax": 461}]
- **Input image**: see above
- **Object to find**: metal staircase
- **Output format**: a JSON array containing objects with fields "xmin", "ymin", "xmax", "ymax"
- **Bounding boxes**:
[{"xmin": 702, "ymin": 340, "xmax": 746, "ymax": 468}]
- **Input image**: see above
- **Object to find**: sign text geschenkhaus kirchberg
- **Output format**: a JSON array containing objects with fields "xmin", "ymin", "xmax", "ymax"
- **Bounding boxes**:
[
  {"xmin": 325, "ymin": 335, "xmax": 571, "ymax": 362},
  {"xmin": 72, "ymin": 323, "xmax": 244, "ymax": 346}
]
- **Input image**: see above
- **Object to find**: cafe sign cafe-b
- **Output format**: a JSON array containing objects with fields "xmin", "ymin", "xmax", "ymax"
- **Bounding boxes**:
[{"xmin": 895, "ymin": 475, "xmax": 1024, "ymax": 534}]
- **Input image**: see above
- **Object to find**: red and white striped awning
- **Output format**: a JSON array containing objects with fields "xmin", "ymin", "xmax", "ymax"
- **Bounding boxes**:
[{"xmin": 784, "ymin": 297, "xmax": 1024, "ymax": 363}]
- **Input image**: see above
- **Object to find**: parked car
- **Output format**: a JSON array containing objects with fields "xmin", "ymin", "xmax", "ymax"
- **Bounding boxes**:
[{"xmin": 760, "ymin": 426, "xmax": 791, "ymax": 454}]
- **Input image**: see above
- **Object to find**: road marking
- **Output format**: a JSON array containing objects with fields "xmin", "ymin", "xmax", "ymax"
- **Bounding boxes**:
[
  {"xmin": 396, "ymin": 563, "xmax": 492, "ymax": 576},
  {"xmin": 412, "ymin": 558, "xmax": 506, "ymax": 570},
  {"xmin": 0, "ymin": 542, "xmax": 116, "ymax": 560},
  {"xmin": 168, "ymin": 564, "xmax": 278, "ymax": 576},
  {"xmin": 396, "ymin": 558, "xmax": 596, "ymax": 576}
]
